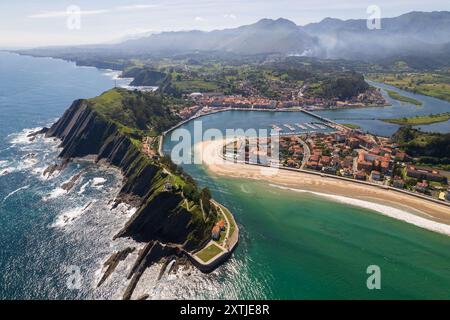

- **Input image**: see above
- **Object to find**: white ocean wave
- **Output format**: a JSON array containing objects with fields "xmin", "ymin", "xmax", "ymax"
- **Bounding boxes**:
[
  {"xmin": 92, "ymin": 177, "xmax": 107, "ymax": 189},
  {"xmin": 20, "ymin": 157, "xmax": 38, "ymax": 167},
  {"xmin": 8, "ymin": 127, "xmax": 42, "ymax": 145},
  {"xmin": 3, "ymin": 185, "xmax": 30, "ymax": 202},
  {"xmin": 43, "ymin": 187, "xmax": 67, "ymax": 201},
  {"xmin": 1, "ymin": 158, "xmax": 40, "ymax": 175},
  {"xmin": 78, "ymin": 181, "xmax": 90, "ymax": 195},
  {"xmin": 269, "ymin": 184, "xmax": 450, "ymax": 236},
  {"xmin": 31, "ymin": 166, "xmax": 47, "ymax": 177},
  {"xmin": 51, "ymin": 206, "xmax": 85, "ymax": 228},
  {"xmin": 0, "ymin": 167, "xmax": 14, "ymax": 176}
]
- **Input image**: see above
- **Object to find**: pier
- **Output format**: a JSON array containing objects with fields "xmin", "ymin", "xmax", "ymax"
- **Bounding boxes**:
[
  {"xmin": 284, "ymin": 124, "xmax": 296, "ymax": 131},
  {"xmin": 300, "ymin": 109, "xmax": 347, "ymax": 131}
]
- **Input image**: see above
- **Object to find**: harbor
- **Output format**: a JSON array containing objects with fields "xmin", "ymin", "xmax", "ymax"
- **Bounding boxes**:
[{"xmin": 270, "ymin": 120, "xmax": 334, "ymax": 136}]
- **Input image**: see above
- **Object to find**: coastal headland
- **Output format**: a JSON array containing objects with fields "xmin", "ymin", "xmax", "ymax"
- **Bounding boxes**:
[{"xmin": 34, "ymin": 88, "xmax": 240, "ymax": 299}]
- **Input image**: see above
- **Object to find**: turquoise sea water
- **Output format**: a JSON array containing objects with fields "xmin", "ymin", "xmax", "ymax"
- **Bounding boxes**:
[
  {"xmin": 163, "ymin": 114, "xmax": 450, "ymax": 300},
  {"xmin": 0, "ymin": 52, "xmax": 449, "ymax": 299}
]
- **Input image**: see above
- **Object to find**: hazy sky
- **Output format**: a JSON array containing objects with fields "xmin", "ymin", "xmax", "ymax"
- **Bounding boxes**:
[{"xmin": 1, "ymin": 0, "xmax": 449, "ymax": 47}]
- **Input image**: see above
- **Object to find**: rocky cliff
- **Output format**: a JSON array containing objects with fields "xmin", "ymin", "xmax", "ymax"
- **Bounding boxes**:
[{"xmin": 46, "ymin": 96, "xmax": 211, "ymax": 250}]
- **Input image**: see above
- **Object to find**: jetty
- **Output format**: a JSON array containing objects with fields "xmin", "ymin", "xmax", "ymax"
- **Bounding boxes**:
[
  {"xmin": 301, "ymin": 109, "xmax": 347, "ymax": 131},
  {"xmin": 313, "ymin": 123, "xmax": 327, "ymax": 130},
  {"xmin": 284, "ymin": 124, "xmax": 296, "ymax": 131}
]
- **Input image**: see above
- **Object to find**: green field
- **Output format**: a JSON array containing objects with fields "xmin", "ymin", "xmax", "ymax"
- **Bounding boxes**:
[
  {"xmin": 385, "ymin": 90, "xmax": 422, "ymax": 106},
  {"xmin": 368, "ymin": 73, "xmax": 450, "ymax": 102},
  {"xmin": 117, "ymin": 56, "xmax": 374, "ymax": 100},
  {"xmin": 382, "ymin": 112, "xmax": 450, "ymax": 125},
  {"xmin": 196, "ymin": 243, "xmax": 224, "ymax": 263},
  {"xmin": 341, "ymin": 123, "xmax": 361, "ymax": 129},
  {"xmin": 173, "ymin": 80, "xmax": 220, "ymax": 92}
]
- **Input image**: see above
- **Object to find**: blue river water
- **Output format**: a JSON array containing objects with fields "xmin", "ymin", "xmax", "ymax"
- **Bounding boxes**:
[{"xmin": 316, "ymin": 80, "xmax": 450, "ymax": 136}]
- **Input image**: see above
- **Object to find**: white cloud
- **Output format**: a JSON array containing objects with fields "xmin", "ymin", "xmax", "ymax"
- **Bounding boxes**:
[
  {"xmin": 29, "ymin": 4, "xmax": 159, "ymax": 19},
  {"xmin": 116, "ymin": 4, "xmax": 158, "ymax": 11},
  {"xmin": 223, "ymin": 14, "xmax": 237, "ymax": 20},
  {"xmin": 29, "ymin": 9, "xmax": 108, "ymax": 19},
  {"xmin": 195, "ymin": 16, "xmax": 205, "ymax": 22}
]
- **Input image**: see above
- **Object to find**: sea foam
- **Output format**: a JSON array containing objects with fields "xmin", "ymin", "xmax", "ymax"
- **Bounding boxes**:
[
  {"xmin": 43, "ymin": 187, "xmax": 67, "ymax": 201},
  {"xmin": 78, "ymin": 181, "xmax": 90, "ymax": 195},
  {"xmin": 269, "ymin": 184, "xmax": 450, "ymax": 237},
  {"xmin": 51, "ymin": 206, "xmax": 85, "ymax": 228},
  {"xmin": 91, "ymin": 177, "xmax": 107, "ymax": 189},
  {"xmin": 8, "ymin": 127, "xmax": 42, "ymax": 145},
  {"xmin": 3, "ymin": 185, "xmax": 30, "ymax": 202}
]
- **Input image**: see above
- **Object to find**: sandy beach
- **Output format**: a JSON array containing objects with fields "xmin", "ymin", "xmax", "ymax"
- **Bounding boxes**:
[{"xmin": 196, "ymin": 139, "xmax": 450, "ymax": 236}]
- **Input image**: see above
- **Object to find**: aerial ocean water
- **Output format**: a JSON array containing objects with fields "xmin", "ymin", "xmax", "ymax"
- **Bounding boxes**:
[
  {"xmin": 0, "ymin": 52, "xmax": 139, "ymax": 299},
  {"xmin": 0, "ymin": 52, "xmax": 449, "ymax": 300}
]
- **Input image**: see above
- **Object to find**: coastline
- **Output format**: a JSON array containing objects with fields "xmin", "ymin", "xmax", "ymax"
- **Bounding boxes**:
[{"xmin": 197, "ymin": 139, "xmax": 450, "ymax": 236}]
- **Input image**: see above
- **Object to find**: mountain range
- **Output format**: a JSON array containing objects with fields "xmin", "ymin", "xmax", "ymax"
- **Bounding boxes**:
[{"xmin": 18, "ymin": 11, "xmax": 450, "ymax": 65}]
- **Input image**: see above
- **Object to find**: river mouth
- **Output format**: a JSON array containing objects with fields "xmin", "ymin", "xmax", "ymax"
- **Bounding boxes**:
[{"xmin": 162, "ymin": 110, "xmax": 450, "ymax": 299}]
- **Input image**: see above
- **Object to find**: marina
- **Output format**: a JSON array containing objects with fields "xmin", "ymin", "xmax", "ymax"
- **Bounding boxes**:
[{"xmin": 268, "ymin": 121, "xmax": 332, "ymax": 136}]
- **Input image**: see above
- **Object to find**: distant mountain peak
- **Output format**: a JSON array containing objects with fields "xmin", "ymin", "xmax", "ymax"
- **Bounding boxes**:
[
  {"xmin": 321, "ymin": 17, "xmax": 342, "ymax": 23},
  {"xmin": 253, "ymin": 18, "xmax": 298, "ymax": 29}
]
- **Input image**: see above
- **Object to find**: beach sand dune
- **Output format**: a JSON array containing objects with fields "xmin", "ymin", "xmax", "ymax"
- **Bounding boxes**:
[{"xmin": 196, "ymin": 139, "xmax": 450, "ymax": 235}]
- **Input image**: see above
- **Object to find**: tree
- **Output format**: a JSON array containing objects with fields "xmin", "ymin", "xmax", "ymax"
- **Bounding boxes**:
[{"xmin": 200, "ymin": 188, "xmax": 212, "ymax": 216}]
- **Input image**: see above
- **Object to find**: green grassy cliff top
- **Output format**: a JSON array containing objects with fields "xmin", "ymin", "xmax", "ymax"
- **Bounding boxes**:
[{"xmin": 88, "ymin": 88, "xmax": 180, "ymax": 137}]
